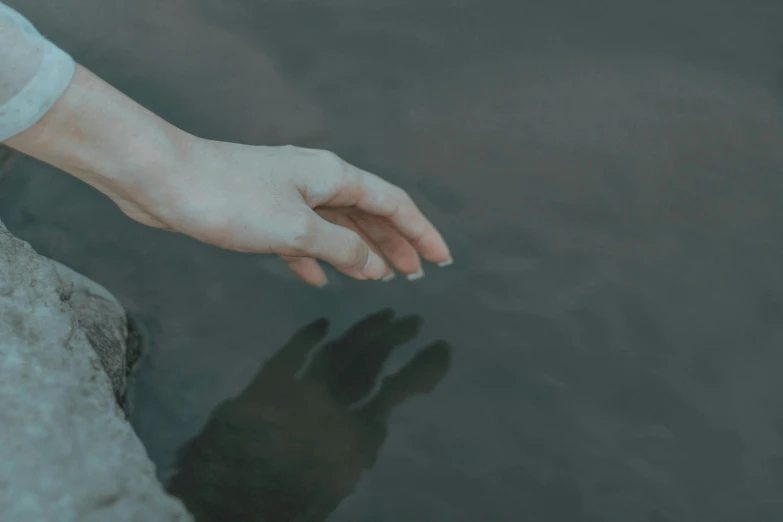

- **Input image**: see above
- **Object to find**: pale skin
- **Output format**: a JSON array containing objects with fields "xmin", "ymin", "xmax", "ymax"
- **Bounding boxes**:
[{"xmin": 3, "ymin": 65, "xmax": 452, "ymax": 286}]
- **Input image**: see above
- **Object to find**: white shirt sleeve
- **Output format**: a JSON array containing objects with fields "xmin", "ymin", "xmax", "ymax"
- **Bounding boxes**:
[{"xmin": 0, "ymin": 2, "xmax": 75, "ymax": 141}]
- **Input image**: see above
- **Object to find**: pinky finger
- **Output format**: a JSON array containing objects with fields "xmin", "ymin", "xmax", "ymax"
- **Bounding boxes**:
[{"xmin": 280, "ymin": 255, "xmax": 329, "ymax": 287}]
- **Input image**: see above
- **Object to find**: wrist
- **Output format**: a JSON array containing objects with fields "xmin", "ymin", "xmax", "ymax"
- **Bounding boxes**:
[{"xmin": 4, "ymin": 64, "xmax": 192, "ymax": 207}]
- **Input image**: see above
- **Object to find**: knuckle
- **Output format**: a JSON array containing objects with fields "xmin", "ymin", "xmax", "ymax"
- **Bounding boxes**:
[
  {"xmin": 378, "ymin": 186, "xmax": 411, "ymax": 217},
  {"xmin": 320, "ymin": 149, "xmax": 342, "ymax": 163},
  {"xmin": 277, "ymin": 144, "xmax": 302, "ymax": 159},
  {"xmin": 285, "ymin": 214, "xmax": 317, "ymax": 253},
  {"xmin": 347, "ymin": 246, "xmax": 369, "ymax": 272},
  {"xmin": 340, "ymin": 234, "xmax": 368, "ymax": 271},
  {"xmin": 394, "ymin": 186, "xmax": 413, "ymax": 204},
  {"xmin": 351, "ymin": 236, "xmax": 370, "ymax": 269},
  {"xmin": 318, "ymin": 150, "xmax": 349, "ymax": 175}
]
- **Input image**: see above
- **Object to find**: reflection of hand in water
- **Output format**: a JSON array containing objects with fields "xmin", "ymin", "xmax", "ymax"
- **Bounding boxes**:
[{"xmin": 167, "ymin": 309, "xmax": 451, "ymax": 522}]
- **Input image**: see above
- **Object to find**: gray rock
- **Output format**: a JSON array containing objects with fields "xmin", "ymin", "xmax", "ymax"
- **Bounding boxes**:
[
  {"xmin": 0, "ymin": 224, "xmax": 193, "ymax": 521},
  {"xmin": 0, "ymin": 214, "xmax": 141, "ymax": 412},
  {"xmin": 52, "ymin": 259, "xmax": 132, "ymax": 412}
]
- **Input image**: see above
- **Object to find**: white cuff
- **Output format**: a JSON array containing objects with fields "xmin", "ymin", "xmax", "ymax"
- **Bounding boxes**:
[{"xmin": 0, "ymin": 41, "xmax": 75, "ymax": 142}]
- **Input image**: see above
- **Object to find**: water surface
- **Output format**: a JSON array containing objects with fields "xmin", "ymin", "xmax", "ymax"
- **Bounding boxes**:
[{"xmin": 3, "ymin": 1, "xmax": 783, "ymax": 520}]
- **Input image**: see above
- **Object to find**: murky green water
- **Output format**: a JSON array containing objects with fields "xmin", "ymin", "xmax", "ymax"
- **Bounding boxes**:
[{"xmin": 3, "ymin": 1, "xmax": 783, "ymax": 520}]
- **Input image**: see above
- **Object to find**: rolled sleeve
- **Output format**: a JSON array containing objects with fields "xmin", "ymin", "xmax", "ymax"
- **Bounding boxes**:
[{"xmin": 0, "ymin": 2, "xmax": 75, "ymax": 141}]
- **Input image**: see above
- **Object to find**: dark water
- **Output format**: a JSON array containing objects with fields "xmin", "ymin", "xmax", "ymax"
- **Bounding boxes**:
[{"xmin": 4, "ymin": 0, "xmax": 783, "ymax": 520}]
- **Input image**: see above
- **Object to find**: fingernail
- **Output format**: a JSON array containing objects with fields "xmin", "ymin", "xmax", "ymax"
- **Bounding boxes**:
[
  {"xmin": 437, "ymin": 257, "xmax": 454, "ymax": 268},
  {"xmin": 363, "ymin": 251, "xmax": 387, "ymax": 280},
  {"xmin": 407, "ymin": 267, "xmax": 425, "ymax": 281},
  {"xmin": 381, "ymin": 272, "xmax": 396, "ymax": 282},
  {"xmin": 316, "ymin": 280, "xmax": 328, "ymax": 288}
]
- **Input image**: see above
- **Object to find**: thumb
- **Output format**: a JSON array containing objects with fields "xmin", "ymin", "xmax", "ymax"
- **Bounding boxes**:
[{"xmin": 291, "ymin": 212, "xmax": 387, "ymax": 280}]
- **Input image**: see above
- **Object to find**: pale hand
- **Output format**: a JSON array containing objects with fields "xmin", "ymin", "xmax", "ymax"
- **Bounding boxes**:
[{"xmin": 120, "ymin": 139, "xmax": 452, "ymax": 286}]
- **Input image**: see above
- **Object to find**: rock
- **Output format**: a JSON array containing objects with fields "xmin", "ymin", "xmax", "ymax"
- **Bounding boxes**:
[
  {"xmin": 52, "ymin": 259, "xmax": 132, "ymax": 412},
  {"xmin": 0, "ymin": 215, "xmax": 141, "ymax": 413},
  {"xmin": 0, "ymin": 223, "xmax": 193, "ymax": 521}
]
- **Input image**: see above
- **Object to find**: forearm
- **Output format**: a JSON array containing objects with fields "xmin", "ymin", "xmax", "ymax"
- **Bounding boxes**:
[
  {"xmin": 1, "ymin": 1, "xmax": 191, "ymax": 207},
  {"xmin": 3, "ymin": 64, "xmax": 190, "ymax": 203}
]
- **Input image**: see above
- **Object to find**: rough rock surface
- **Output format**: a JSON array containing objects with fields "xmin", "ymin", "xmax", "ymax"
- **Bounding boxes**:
[
  {"xmin": 0, "ymin": 222, "xmax": 192, "ymax": 521},
  {"xmin": 52, "ymin": 258, "xmax": 134, "ymax": 412}
]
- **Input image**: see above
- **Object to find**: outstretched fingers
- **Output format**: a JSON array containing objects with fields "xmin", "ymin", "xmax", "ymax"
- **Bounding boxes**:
[{"xmin": 351, "ymin": 167, "xmax": 452, "ymax": 267}]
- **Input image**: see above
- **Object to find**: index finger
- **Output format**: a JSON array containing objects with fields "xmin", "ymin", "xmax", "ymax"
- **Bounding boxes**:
[{"xmin": 348, "ymin": 165, "xmax": 452, "ymax": 265}]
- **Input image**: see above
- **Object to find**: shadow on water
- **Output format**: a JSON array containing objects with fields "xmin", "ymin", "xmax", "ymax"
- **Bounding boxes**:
[{"xmin": 166, "ymin": 309, "xmax": 451, "ymax": 522}]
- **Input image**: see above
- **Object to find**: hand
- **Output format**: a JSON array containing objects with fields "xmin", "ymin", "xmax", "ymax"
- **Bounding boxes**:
[
  {"xmin": 129, "ymin": 138, "xmax": 453, "ymax": 286},
  {"xmin": 166, "ymin": 309, "xmax": 451, "ymax": 522},
  {"xmin": 4, "ymin": 65, "xmax": 452, "ymax": 286}
]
